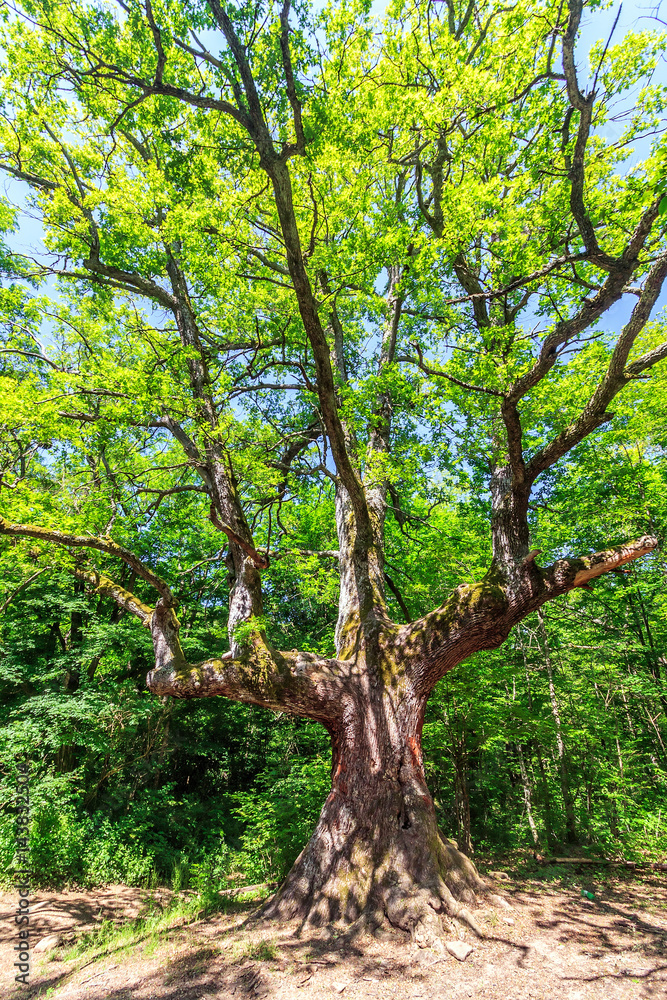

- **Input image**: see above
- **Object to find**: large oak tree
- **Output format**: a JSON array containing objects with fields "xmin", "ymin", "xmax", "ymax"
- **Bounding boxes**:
[{"xmin": 0, "ymin": 0, "xmax": 666, "ymax": 937}]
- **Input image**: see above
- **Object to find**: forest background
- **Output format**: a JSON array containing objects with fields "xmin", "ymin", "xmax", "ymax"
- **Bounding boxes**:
[{"xmin": 0, "ymin": 0, "xmax": 666, "ymax": 896}]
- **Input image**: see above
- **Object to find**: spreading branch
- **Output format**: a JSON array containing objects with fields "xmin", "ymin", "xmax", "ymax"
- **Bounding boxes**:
[
  {"xmin": 0, "ymin": 568, "xmax": 48, "ymax": 615},
  {"xmin": 209, "ymin": 504, "xmax": 269, "ymax": 569},
  {"xmin": 405, "ymin": 534, "xmax": 659, "ymax": 696},
  {"xmin": 0, "ymin": 516, "xmax": 176, "ymax": 606},
  {"xmin": 146, "ymin": 599, "xmax": 344, "ymax": 719},
  {"xmin": 543, "ymin": 535, "xmax": 659, "ymax": 594},
  {"xmin": 401, "ymin": 342, "xmax": 503, "ymax": 397},
  {"xmin": 526, "ymin": 252, "xmax": 667, "ymax": 484},
  {"xmin": 72, "ymin": 566, "xmax": 154, "ymax": 625}
]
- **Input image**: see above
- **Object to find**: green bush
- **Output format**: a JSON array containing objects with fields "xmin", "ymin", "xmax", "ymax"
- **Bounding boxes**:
[{"xmin": 232, "ymin": 756, "xmax": 331, "ymax": 882}]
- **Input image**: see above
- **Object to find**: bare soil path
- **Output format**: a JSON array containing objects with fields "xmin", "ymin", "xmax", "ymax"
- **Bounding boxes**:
[{"xmin": 2, "ymin": 869, "xmax": 666, "ymax": 999}]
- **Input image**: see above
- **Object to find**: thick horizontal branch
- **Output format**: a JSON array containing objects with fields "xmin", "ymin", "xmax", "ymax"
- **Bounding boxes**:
[
  {"xmin": 0, "ymin": 516, "xmax": 176, "ymax": 606},
  {"xmin": 147, "ymin": 646, "xmax": 340, "ymax": 715},
  {"xmin": 146, "ymin": 601, "xmax": 344, "ymax": 718},
  {"xmin": 399, "ymin": 534, "xmax": 659, "ymax": 697},
  {"xmin": 82, "ymin": 258, "xmax": 177, "ymax": 310}
]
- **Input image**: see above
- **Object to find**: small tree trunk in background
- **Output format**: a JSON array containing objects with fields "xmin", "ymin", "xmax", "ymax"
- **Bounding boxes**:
[
  {"xmin": 152, "ymin": 702, "xmax": 173, "ymax": 789},
  {"xmin": 538, "ymin": 610, "xmax": 578, "ymax": 845},
  {"xmin": 516, "ymin": 743, "xmax": 540, "ymax": 847},
  {"xmin": 55, "ymin": 745, "xmax": 75, "ymax": 773},
  {"xmin": 453, "ymin": 747, "xmax": 472, "ymax": 856},
  {"xmin": 505, "ymin": 668, "xmax": 540, "ymax": 849},
  {"xmin": 582, "ymin": 739, "xmax": 594, "ymax": 844},
  {"xmin": 65, "ymin": 577, "xmax": 85, "ymax": 692},
  {"xmin": 535, "ymin": 747, "xmax": 557, "ymax": 850},
  {"xmin": 616, "ymin": 735, "xmax": 624, "ymax": 782},
  {"xmin": 87, "ymin": 651, "xmax": 104, "ymax": 681},
  {"xmin": 518, "ymin": 628, "xmax": 555, "ymax": 849},
  {"xmin": 620, "ymin": 683, "xmax": 636, "ymax": 736},
  {"xmin": 629, "ymin": 584, "xmax": 667, "ymax": 717}
]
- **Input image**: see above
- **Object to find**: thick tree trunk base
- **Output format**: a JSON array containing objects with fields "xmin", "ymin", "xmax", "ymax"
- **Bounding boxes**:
[
  {"xmin": 258, "ymin": 832, "xmax": 489, "ymax": 943},
  {"xmin": 255, "ymin": 727, "xmax": 494, "ymax": 944},
  {"xmin": 251, "ymin": 681, "xmax": 513, "ymax": 943}
]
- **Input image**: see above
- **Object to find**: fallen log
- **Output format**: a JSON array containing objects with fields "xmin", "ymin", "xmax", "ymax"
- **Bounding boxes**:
[{"xmin": 534, "ymin": 855, "xmax": 667, "ymax": 871}]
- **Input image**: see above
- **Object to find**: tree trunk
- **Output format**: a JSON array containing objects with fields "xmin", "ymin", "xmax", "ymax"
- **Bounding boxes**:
[
  {"xmin": 517, "ymin": 629, "xmax": 552, "ymax": 848},
  {"xmin": 534, "ymin": 746, "xmax": 557, "ymax": 850},
  {"xmin": 452, "ymin": 747, "xmax": 472, "ymax": 857},
  {"xmin": 538, "ymin": 610, "xmax": 578, "ymax": 845},
  {"xmin": 516, "ymin": 743, "xmax": 540, "ymax": 848},
  {"xmin": 261, "ymin": 676, "xmax": 486, "ymax": 938},
  {"xmin": 3, "ymin": 507, "xmax": 655, "ymax": 939}
]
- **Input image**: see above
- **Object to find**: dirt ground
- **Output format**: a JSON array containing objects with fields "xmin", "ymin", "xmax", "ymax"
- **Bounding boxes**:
[{"xmin": 2, "ymin": 869, "xmax": 666, "ymax": 999}]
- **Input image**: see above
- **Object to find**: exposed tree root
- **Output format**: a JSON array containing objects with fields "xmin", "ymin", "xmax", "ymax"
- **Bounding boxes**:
[{"xmin": 254, "ymin": 832, "xmax": 506, "ymax": 946}]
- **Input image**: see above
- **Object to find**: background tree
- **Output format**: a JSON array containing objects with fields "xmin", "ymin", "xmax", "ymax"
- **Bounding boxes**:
[{"xmin": 0, "ymin": 0, "xmax": 666, "ymax": 938}]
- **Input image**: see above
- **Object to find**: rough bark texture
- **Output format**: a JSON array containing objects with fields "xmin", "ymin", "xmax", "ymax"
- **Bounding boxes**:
[
  {"xmin": 259, "ymin": 670, "xmax": 487, "ymax": 938},
  {"xmin": 141, "ymin": 534, "xmax": 657, "ymax": 936},
  {"xmin": 539, "ymin": 610, "xmax": 578, "ymax": 844},
  {"xmin": 1, "ymin": 512, "xmax": 658, "ymax": 937}
]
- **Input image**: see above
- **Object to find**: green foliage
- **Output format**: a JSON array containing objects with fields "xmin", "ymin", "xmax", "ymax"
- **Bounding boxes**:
[
  {"xmin": 243, "ymin": 940, "xmax": 278, "ymax": 962},
  {"xmin": 232, "ymin": 754, "xmax": 331, "ymax": 881},
  {"xmin": 2, "ymin": 432, "xmax": 666, "ymax": 886},
  {"xmin": 232, "ymin": 615, "xmax": 271, "ymax": 646}
]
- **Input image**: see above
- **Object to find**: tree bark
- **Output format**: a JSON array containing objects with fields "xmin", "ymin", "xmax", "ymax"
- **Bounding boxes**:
[
  {"xmin": 1, "ymin": 513, "xmax": 656, "ymax": 929},
  {"xmin": 260, "ymin": 675, "xmax": 486, "ymax": 937},
  {"xmin": 2, "ymin": 0, "xmax": 667, "ymax": 946},
  {"xmin": 453, "ymin": 750, "xmax": 472, "ymax": 858}
]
